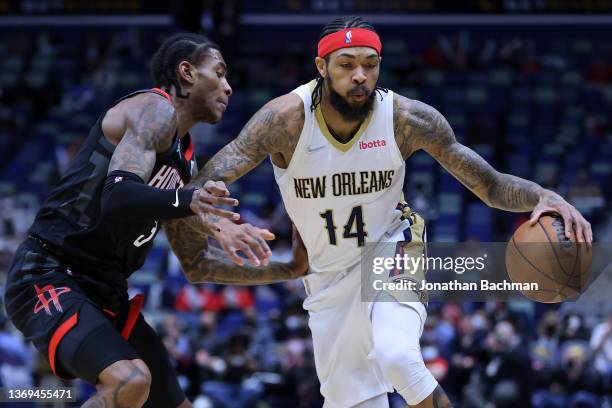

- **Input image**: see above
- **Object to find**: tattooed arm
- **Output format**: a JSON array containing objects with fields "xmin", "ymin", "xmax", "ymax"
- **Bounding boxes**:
[
  {"xmin": 163, "ymin": 220, "xmax": 308, "ymax": 285},
  {"xmin": 190, "ymin": 92, "xmax": 305, "ymax": 187},
  {"xmin": 394, "ymin": 94, "xmax": 592, "ymax": 242},
  {"xmin": 161, "ymin": 93, "xmax": 305, "ymax": 266},
  {"xmin": 101, "ymin": 93, "xmax": 239, "ymax": 227},
  {"xmin": 107, "ymin": 93, "xmax": 177, "ymax": 180}
]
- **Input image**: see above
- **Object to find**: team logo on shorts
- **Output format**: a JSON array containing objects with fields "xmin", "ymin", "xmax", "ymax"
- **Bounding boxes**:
[
  {"xmin": 345, "ymin": 30, "xmax": 352, "ymax": 44},
  {"xmin": 33, "ymin": 284, "xmax": 72, "ymax": 316}
]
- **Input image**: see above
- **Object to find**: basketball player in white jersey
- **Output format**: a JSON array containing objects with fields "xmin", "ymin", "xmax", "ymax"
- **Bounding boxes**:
[{"xmin": 187, "ymin": 16, "xmax": 592, "ymax": 407}]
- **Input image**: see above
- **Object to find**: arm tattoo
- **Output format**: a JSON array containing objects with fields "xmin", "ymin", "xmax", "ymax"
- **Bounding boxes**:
[
  {"xmin": 108, "ymin": 96, "xmax": 176, "ymax": 182},
  {"xmin": 187, "ymin": 245, "xmax": 298, "ymax": 285},
  {"xmin": 189, "ymin": 94, "xmax": 304, "ymax": 187},
  {"xmin": 164, "ymin": 219, "xmax": 300, "ymax": 285},
  {"xmin": 394, "ymin": 94, "xmax": 544, "ymax": 211}
]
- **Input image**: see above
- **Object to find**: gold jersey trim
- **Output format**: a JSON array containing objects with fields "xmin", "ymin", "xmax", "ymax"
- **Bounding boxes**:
[{"xmin": 308, "ymin": 79, "xmax": 374, "ymax": 153}]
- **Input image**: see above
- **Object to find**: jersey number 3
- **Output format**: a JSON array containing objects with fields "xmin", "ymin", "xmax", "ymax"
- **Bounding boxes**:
[
  {"xmin": 133, "ymin": 221, "xmax": 159, "ymax": 247},
  {"xmin": 320, "ymin": 206, "xmax": 368, "ymax": 247}
]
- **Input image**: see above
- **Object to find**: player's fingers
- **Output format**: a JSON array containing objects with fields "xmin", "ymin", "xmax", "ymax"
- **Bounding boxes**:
[
  {"xmin": 250, "ymin": 227, "xmax": 273, "ymax": 259},
  {"xmin": 256, "ymin": 228, "xmax": 276, "ymax": 241},
  {"xmin": 194, "ymin": 201, "xmax": 239, "ymax": 221},
  {"xmin": 203, "ymin": 180, "xmax": 230, "ymax": 197},
  {"xmin": 219, "ymin": 241, "xmax": 244, "ymax": 266},
  {"xmin": 559, "ymin": 210, "xmax": 574, "ymax": 240},
  {"xmin": 237, "ymin": 242, "xmax": 259, "ymax": 267},
  {"xmin": 573, "ymin": 219, "xmax": 584, "ymax": 243},
  {"xmin": 242, "ymin": 234, "xmax": 269, "ymax": 266},
  {"xmin": 528, "ymin": 208, "xmax": 544, "ymax": 226},
  {"xmin": 198, "ymin": 192, "xmax": 239, "ymax": 207},
  {"xmin": 574, "ymin": 212, "xmax": 592, "ymax": 244},
  {"xmin": 228, "ymin": 248, "xmax": 245, "ymax": 266},
  {"xmin": 202, "ymin": 204, "xmax": 240, "ymax": 221},
  {"xmin": 586, "ymin": 221, "xmax": 593, "ymax": 244},
  {"xmin": 568, "ymin": 209, "xmax": 585, "ymax": 243}
]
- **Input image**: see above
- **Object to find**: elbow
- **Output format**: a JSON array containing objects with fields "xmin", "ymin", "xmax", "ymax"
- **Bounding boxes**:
[
  {"xmin": 183, "ymin": 268, "xmax": 200, "ymax": 284},
  {"xmin": 100, "ymin": 173, "xmax": 129, "ymax": 217},
  {"xmin": 184, "ymin": 271, "xmax": 197, "ymax": 284},
  {"xmin": 181, "ymin": 262, "xmax": 200, "ymax": 284}
]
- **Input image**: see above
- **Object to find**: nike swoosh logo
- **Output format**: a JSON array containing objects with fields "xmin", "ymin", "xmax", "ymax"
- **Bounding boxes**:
[
  {"xmin": 307, "ymin": 145, "xmax": 326, "ymax": 153},
  {"xmin": 172, "ymin": 189, "xmax": 179, "ymax": 207}
]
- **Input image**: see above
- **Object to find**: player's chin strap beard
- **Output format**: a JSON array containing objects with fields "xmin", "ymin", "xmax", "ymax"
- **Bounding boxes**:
[{"xmin": 325, "ymin": 75, "xmax": 376, "ymax": 123}]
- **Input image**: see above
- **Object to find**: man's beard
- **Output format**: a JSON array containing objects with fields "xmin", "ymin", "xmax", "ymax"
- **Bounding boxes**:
[{"xmin": 325, "ymin": 75, "xmax": 375, "ymax": 122}]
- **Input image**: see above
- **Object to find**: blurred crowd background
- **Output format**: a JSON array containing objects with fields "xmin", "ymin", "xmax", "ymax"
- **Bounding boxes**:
[{"xmin": 1, "ymin": 1, "xmax": 611, "ymax": 407}]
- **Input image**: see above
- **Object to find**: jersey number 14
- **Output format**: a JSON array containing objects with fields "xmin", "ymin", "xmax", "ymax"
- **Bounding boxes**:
[{"xmin": 320, "ymin": 206, "xmax": 368, "ymax": 247}]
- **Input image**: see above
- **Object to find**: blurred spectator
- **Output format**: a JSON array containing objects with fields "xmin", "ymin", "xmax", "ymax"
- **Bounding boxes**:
[
  {"xmin": 560, "ymin": 313, "xmax": 591, "ymax": 344},
  {"xmin": 448, "ymin": 315, "xmax": 485, "ymax": 398},
  {"xmin": 201, "ymin": 332, "xmax": 262, "ymax": 408},
  {"xmin": 532, "ymin": 310, "xmax": 561, "ymax": 371},
  {"xmin": 0, "ymin": 318, "xmax": 33, "ymax": 388},
  {"xmin": 590, "ymin": 313, "xmax": 612, "ymax": 388},
  {"xmin": 145, "ymin": 272, "xmax": 176, "ymax": 310},
  {"xmin": 568, "ymin": 169, "xmax": 606, "ymax": 218},
  {"xmin": 533, "ymin": 343, "xmax": 603, "ymax": 408},
  {"xmin": 466, "ymin": 320, "xmax": 531, "ymax": 408}
]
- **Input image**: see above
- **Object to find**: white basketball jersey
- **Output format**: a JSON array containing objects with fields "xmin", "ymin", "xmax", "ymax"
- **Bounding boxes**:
[{"xmin": 272, "ymin": 81, "xmax": 406, "ymax": 273}]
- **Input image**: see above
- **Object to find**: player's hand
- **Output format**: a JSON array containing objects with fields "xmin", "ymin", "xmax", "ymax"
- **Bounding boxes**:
[
  {"xmin": 528, "ymin": 191, "xmax": 592, "ymax": 243},
  {"xmin": 213, "ymin": 218, "xmax": 274, "ymax": 267},
  {"xmin": 289, "ymin": 225, "xmax": 309, "ymax": 277},
  {"xmin": 190, "ymin": 181, "xmax": 240, "ymax": 230}
]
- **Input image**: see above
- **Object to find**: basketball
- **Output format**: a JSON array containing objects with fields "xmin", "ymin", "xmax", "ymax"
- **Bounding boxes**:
[{"xmin": 505, "ymin": 215, "xmax": 592, "ymax": 303}]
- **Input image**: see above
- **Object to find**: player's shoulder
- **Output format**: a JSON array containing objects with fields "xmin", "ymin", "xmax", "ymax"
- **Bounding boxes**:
[
  {"xmin": 260, "ymin": 92, "xmax": 305, "ymax": 133},
  {"xmin": 124, "ymin": 91, "xmax": 176, "ymax": 123},
  {"xmin": 392, "ymin": 93, "xmax": 439, "ymax": 117},
  {"xmin": 393, "ymin": 93, "xmax": 446, "ymax": 132},
  {"xmin": 104, "ymin": 91, "xmax": 177, "ymax": 147},
  {"xmin": 265, "ymin": 92, "xmax": 304, "ymax": 117}
]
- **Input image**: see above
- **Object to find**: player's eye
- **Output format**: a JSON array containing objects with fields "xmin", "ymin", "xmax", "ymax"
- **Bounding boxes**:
[
  {"xmin": 365, "ymin": 64, "xmax": 377, "ymax": 69},
  {"xmin": 216, "ymin": 71, "xmax": 225, "ymax": 78},
  {"xmin": 340, "ymin": 63, "xmax": 352, "ymax": 69}
]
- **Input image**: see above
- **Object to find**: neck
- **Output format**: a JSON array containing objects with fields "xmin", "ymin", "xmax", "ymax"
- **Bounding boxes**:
[
  {"xmin": 171, "ymin": 90, "xmax": 197, "ymax": 137},
  {"xmin": 320, "ymin": 89, "xmax": 363, "ymax": 142}
]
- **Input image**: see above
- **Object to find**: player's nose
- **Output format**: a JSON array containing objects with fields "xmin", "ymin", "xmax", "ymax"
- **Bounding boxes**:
[
  {"xmin": 352, "ymin": 68, "xmax": 366, "ymax": 84},
  {"xmin": 224, "ymin": 80, "xmax": 232, "ymax": 97}
]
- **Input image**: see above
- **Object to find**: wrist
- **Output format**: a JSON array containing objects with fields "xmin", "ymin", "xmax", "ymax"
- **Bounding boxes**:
[{"xmin": 538, "ymin": 189, "xmax": 562, "ymax": 204}]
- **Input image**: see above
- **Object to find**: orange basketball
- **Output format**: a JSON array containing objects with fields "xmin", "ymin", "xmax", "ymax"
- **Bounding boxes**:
[{"xmin": 505, "ymin": 215, "xmax": 591, "ymax": 303}]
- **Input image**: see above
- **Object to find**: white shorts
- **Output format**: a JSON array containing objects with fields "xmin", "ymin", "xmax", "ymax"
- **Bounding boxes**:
[{"xmin": 302, "ymin": 217, "xmax": 428, "ymax": 407}]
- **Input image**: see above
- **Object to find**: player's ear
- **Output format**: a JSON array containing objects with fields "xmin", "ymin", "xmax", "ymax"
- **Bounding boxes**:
[
  {"xmin": 315, "ymin": 57, "xmax": 327, "ymax": 78},
  {"xmin": 177, "ymin": 61, "xmax": 196, "ymax": 85}
]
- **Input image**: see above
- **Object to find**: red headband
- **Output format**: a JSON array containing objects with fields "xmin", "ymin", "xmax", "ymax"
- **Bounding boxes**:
[{"xmin": 317, "ymin": 28, "xmax": 382, "ymax": 58}]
